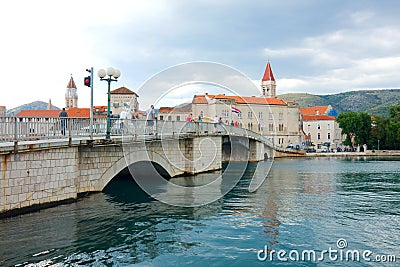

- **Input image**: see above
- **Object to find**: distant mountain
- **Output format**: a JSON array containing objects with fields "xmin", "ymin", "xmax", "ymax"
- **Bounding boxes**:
[
  {"xmin": 6, "ymin": 101, "xmax": 60, "ymax": 116},
  {"xmin": 279, "ymin": 89, "xmax": 400, "ymax": 117}
]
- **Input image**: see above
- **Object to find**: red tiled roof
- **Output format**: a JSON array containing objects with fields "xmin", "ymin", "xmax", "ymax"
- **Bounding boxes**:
[
  {"xmin": 302, "ymin": 115, "xmax": 336, "ymax": 121},
  {"xmin": 193, "ymin": 95, "xmax": 208, "ymax": 104},
  {"xmin": 17, "ymin": 110, "xmax": 60, "ymax": 117},
  {"xmin": 110, "ymin": 87, "xmax": 138, "ymax": 96},
  {"xmin": 16, "ymin": 108, "xmax": 106, "ymax": 118},
  {"xmin": 66, "ymin": 76, "xmax": 77, "ymax": 88},
  {"xmin": 262, "ymin": 60, "xmax": 275, "ymax": 82},
  {"xmin": 300, "ymin": 106, "xmax": 329, "ymax": 115},
  {"xmin": 158, "ymin": 107, "xmax": 174, "ymax": 113},
  {"xmin": 159, "ymin": 103, "xmax": 192, "ymax": 113},
  {"xmin": 192, "ymin": 94, "xmax": 287, "ymax": 106}
]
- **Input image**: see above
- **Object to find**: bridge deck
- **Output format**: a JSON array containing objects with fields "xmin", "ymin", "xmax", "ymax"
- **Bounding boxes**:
[{"xmin": 0, "ymin": 117, "xmax": 298, "ymax": 154}]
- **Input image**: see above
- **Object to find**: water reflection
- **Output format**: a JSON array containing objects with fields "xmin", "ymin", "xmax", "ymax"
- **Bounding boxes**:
[{"xmin": 0, "ymin": 158, "xmax": 399, "ymax": 266}]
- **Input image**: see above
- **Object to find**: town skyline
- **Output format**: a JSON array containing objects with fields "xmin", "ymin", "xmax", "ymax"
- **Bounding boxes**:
[{"xmin": 2, "ymin": 1, "xmax": 400, "ymax": 109}]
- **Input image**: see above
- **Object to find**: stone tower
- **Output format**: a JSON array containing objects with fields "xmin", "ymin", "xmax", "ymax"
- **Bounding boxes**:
[
  {"xmin": 65, "ymin": 76, "xmax": 78, "ymax": 108},
  {"xmin": 261, "ymin": 60, "xmax": 276, "ymax": 97}
]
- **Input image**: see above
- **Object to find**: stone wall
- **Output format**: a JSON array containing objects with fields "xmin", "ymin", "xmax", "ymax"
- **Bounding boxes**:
[
  {"xmin": 0, "ymin": 147, "xmax": 79, "ymax": 215},
  {"xmin": 0, "ymin": 136, "xmax": 224, "ymax": 216}
]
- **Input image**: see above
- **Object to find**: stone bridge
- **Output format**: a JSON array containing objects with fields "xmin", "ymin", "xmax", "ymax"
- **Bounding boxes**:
[{"xmin": 0, "ymin": 119, "xmax": 302, "ymax": 216}]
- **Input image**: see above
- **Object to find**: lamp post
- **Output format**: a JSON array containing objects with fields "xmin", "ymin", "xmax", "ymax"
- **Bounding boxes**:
[
  {"xmin": 98, "ymin": 67, "xmax": 121, "ymax": 140},
  {"xmin": 378, "ymin": 139, "xmax": 380, "ymax": 151}
]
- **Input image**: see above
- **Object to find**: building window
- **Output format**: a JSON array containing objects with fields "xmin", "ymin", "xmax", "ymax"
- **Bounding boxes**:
[
  {"xmin": 200, "ymin": 111, "xmax": 204, "ymax": 117},
  {"xmin": 159, "ymin": 115, "xmax": 164, "ymax": 121},
  {"xmin": 278, "ymin": 123, "xmax": 284, "ymax": 132},
  {"xmin": 327, "ymin": 123, "xmax": 331, "ymax": 130},
  {"xmin": 258, "ymin": 112, "xmax": 263, "ymax": 119},
  {"xmin": 269, "ymin": 123, "xmax": 274, "ymax": 132},
  {"xmin": 327, "ymin": 133, "xmax": 331, "ymax": 140},
  {"xmin": 269, "ymin": 113, "xmax": 273, "ymax": 120},
  {"xmin": 168, "ymin": 115, "xmax": 172, "ymax": 121},
  {"xmin": 317, "ymin": 124, "xmax": 321, "ymax": 130},
  {"xmin": 176, "ymin": 116, "xmax": 181, "ymax": 121},
  {"xmin": 279, "ymin": 113, "xmax": 283, "ymax": 120},
  {"xmin": 238, "ymin": 112, "xmax": 242, "ymax": 119},
  {"xmin": 307, "ymin": 124, "xmax": 311, "ymax": 131},
  {"xmin": 318, "ymin": 133, "xmax": 321, "ymax": 140},
  {"xmin": 248, "ymin": 112, "xmax": 252, "ymax": 119},
  {"xmin": 113, "ymin": 102, "xmax": 119, "ymax": 108}
]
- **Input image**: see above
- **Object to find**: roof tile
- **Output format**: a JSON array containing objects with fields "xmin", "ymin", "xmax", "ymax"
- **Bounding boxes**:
[
  {"xmin": 192, "ymin": 94, "xmax": 287, "ymax": 106},
  {"xmin": 110, "ymin": 87, "xmax": 138, "ymax": 96},
  {"xmin": 300, "ymin": 106, "xmax": 329, "ymax": 115},
  {"xmin": 302, "ymin": 115, "xmax": 336, "ymax": 121}
]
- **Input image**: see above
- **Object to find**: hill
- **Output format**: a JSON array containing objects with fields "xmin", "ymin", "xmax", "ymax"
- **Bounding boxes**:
[
  {"xmin": 279, "ymin": 89, "xmax": 400, "ymax": 117},
  {"xmin": 6, "ymin": 101, "xmax": 60, "ymax": 116}
]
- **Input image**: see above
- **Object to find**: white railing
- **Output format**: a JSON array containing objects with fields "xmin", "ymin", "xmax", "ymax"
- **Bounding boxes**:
[{"xmin": 0, "ymin": 117, "xmax": 279, "ymax": 149}]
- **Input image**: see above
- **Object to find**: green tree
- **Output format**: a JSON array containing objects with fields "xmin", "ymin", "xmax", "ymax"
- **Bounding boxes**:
[
  {"xmin": 386, "ymin": 121, "xmax": 400, "ymax": 149},
  {"xmin": 336, "ymin": 112, "xmax": 371, "ymax": 146},
  {"xmin": 389, "ymin": 105, "xmax": 400, "ymax": 121},
  {"xmin": 369, "ymin": 116, "xmax": 388, "ymax": 149}
]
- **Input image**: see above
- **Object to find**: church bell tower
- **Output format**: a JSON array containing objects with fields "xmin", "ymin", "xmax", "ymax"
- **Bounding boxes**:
[
  {"xmin": 65, "ymin": 76, "xmax": 78, "ymax": 108},
  {"xmin": 261, "ymin": 60, "xmax": 276, "ymax": 97}
]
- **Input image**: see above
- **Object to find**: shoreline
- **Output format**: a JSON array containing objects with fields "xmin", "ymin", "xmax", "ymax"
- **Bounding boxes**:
[{"xmin": 304, "ymin": 150, "xmax": 400, "ymax": 157}]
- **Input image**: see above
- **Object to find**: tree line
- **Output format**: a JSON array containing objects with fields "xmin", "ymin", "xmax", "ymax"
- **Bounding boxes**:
[{"xmin": 336, "ymin": 106, "xmax": 400, "ymax": 150}]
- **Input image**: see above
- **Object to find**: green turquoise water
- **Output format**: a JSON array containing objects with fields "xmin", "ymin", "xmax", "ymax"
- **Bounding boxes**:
[{"xmin": 0, "ymin": 157, "xmax": 399, "ymax": 266}]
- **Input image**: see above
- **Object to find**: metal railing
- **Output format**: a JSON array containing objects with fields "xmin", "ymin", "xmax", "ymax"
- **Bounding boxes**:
[{"xmin": 0, "ymin": 117, "xmax": 279, "ymax": 149}]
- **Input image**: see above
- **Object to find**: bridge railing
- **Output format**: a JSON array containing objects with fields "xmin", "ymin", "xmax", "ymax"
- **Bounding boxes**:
[{"xmin": 0, "ymin": 117, "xmax": 277, "ymax": 149}]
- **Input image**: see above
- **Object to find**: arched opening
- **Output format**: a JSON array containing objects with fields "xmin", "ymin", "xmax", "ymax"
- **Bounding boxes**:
[
  {"xmin": 264, "ymin": 152, "xmax": 269, "ymax": 160},
  {"xmin": 103, "ymin": 161, "xmax": 171, "ymax": 203},
  {"xmin": 222, "ymin": 141, "xmax": 250, "ymax": 162}
]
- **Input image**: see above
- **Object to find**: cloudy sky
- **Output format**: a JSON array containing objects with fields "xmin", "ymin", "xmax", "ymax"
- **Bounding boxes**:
[{"xmin": 1, "ymin": 0, "xmax": 400, "ymax": 110}]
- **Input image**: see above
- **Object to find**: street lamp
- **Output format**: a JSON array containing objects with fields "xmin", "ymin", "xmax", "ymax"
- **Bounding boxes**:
[{"xmin": 98, "ymin": 67, "xmax": 121, "ymax": 140}]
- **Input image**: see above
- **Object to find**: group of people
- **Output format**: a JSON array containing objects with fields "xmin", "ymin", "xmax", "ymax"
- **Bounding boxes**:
[{"xmin": 58, "ymin": 105, "xmax": 243, "ymax": 136}]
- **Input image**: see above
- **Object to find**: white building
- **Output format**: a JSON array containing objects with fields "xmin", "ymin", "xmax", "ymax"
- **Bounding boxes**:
[{"xmin": 300, "ymin": 106, "xmax": 344, "ymax": 149}]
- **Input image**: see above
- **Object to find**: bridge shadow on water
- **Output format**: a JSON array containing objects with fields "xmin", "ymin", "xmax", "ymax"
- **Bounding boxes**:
[
  {"xmin": 103, "ymin": 161, "xmax": 171, "ymax": 204},
  {"xmin": 102, "ymin": 160, "xmax": 269, "ymax": 206}
]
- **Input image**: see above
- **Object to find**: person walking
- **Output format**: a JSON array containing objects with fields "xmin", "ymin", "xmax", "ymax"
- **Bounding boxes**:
[
  {"xmin": 59, "ymin": 108, "xmax": 68, "ymax": 136},
  {"xmin": 146, "ymin": 105, "xmax": 156, "ymax": 135},
  {"xmin": 213, "ymin": 115, "xmax": 219, "ymax": 133}
]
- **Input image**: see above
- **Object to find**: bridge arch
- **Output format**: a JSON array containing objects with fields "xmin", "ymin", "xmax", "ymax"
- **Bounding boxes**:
[{"xmin": 98, "ymin": 149, "xmax": 179, "ymax": 191}]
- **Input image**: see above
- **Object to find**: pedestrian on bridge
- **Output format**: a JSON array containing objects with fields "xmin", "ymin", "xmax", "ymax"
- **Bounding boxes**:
[
  {"xmin": 146, "ymin": 105, "xmax": 156, "ymax": 135},
  {"xmin": 59, "ymin": 108, "xmax": 68, "ymax": 136}
]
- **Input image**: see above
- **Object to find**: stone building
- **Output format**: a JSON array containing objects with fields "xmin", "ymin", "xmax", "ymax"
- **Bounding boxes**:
[
  {"xmin": 110, "ymin": 87, "xmax": 139, "ymax": 116},
  {"xmin": 65, "ymin": 76, "xmax": 78, "ymax": 108},
  {"xmin": 158, "ymin": 103, "xmax": 192, "ymax": 121},
  {"xmin": 192, "ymin": 94, "xmax": 302, "ymax": 147}
]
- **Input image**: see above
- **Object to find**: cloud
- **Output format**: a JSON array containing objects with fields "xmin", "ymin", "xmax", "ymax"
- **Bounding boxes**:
[{"xmin": 263, "ymin": 10, "xmax": 400, "ymax": 94}]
